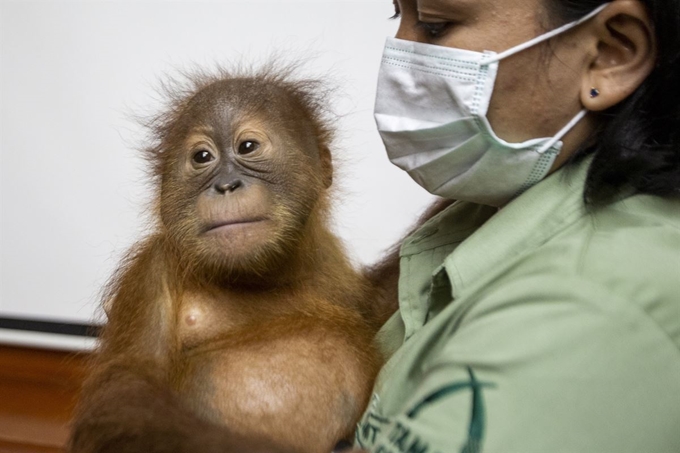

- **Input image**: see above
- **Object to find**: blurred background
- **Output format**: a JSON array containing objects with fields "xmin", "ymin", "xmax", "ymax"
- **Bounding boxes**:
[{"xmin": 0, "ymin": 0, "xmax": 434, "ymax": 450}]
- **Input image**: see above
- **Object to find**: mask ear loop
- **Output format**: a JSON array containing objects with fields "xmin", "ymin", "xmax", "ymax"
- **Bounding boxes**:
[
  {"xmin": 535, "ymin": 109, "xmax": 588, "ymax": 154},
  {"xmin": 482, "ymin": 2, "xmax": 610, "ymax": 65},
  {"xmin": 481, "ymin": 3, "xmax": 608, "ymax": 154}
]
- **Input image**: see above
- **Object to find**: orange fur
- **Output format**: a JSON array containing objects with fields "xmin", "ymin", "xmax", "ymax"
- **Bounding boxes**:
[{"xmin": 69, "ymin": 66, "xmax": 387, "ymax": 453}]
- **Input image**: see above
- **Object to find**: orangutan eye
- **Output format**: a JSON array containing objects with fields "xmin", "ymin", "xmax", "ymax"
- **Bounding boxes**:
[
  {"xmin": 238, "ymin": 140, "xmax": 260, "ymax": 155},
  {"xmin": 192, "ymin": 150, "xmax": 215, "ymax": 164}
]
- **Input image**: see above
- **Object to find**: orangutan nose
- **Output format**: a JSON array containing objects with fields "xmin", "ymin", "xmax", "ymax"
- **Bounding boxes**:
[{"xmin": 215, "ymin": 179, "xmax": 242, "ymax": 194}]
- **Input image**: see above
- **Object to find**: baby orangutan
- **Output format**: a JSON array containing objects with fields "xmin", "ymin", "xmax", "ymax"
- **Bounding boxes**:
[{"xmin": 69, "ymin": 66, "xmax": 390, "ymax": 453}]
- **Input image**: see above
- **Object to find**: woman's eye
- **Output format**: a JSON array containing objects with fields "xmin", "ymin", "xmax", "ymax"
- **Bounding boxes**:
[
  {"xmin": 192, "ymin": 150, "xmax": 214, "ymax": 164},
  {"xmin": 238, "ymin": 140, "xmax": 260, "ymax": 155},
  {"xmin": 416, "ymin": 21, "xmax": 451, "ymax": 38},
  {"xmin": 390, "ymin": 0, "xmax": 400, "ymax": 19}
]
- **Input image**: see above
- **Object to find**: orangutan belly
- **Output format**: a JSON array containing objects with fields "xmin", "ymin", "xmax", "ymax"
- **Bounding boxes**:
[{"xmin": 177, "ymin": 320, "xmax": 376, "ymax": 453}]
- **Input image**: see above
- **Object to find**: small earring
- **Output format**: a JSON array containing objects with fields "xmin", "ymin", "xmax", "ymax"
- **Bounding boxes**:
[{"xmin": 590, "ymin": 88, "xmax": 600, "ymax": 98}]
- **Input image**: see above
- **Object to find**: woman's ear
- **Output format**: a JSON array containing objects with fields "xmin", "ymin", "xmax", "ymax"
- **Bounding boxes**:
[{"xmin": 581, "ymin": 0, "xmax": 656, "ymax": 111}]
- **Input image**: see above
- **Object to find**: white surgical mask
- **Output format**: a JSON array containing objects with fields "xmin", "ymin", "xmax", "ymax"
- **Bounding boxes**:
[{"xmin": 374, "ymin": 4, "xmax": 608, "ymax": 206}]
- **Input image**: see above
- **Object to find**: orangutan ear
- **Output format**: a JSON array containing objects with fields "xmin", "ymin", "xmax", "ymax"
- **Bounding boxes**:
[
  {"xmin": 580, "ymin": 0, "xmax": 656, "ymax": 111},
  {"xmin": 319, "ymin": 145, "xmax": 333, "ymax": 189}
]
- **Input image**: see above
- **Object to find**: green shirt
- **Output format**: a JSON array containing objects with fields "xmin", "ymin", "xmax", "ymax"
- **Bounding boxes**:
[{"xmin": 356, "ymin": 158, "xmax": 680, "ymax": 453}]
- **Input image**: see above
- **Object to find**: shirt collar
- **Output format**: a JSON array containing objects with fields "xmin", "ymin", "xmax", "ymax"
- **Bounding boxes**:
[{"xmin": 444, "ymin": 157, "xmax": 592, "ymax": 299}]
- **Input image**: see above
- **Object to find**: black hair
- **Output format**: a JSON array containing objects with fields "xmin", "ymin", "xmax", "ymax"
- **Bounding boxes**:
[{"xmin": 547, "ymin": 0, "xmax": 680, "ymax": 205}]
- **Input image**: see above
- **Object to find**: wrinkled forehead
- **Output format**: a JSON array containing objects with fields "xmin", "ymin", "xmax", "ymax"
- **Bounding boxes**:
[{"xmin": 180, "ymin": 80, "xmax": 310, "ymax": 136}]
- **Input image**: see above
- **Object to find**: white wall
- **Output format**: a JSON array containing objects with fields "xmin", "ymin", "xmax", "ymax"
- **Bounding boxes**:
[{"xmin": 0, "ymin": 0, "xmax": 435, "ymax": 349}]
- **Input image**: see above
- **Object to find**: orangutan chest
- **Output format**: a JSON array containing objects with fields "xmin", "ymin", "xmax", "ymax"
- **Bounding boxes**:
[{"xmin": 176, "ymin": 326, "xmax": 375, "ymax": 453}]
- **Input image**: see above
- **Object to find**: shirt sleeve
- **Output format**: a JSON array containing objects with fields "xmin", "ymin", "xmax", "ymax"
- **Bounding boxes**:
[{"xmin": 365, "ymin": 274, "xmax": 680, "ymax": 453}]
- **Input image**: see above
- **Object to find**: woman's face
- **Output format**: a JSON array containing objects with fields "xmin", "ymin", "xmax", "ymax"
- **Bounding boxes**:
[{"xmin": 393, "ymin": 0, "xmax": 597, "ymax": 169}]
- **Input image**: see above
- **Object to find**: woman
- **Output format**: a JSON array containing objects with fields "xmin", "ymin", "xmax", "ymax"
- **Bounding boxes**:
[{"xmin": 356, "ymin": 0, "xmax": 680, "ymax": 451}]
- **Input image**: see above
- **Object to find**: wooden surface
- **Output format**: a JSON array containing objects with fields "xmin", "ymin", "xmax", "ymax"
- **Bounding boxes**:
[{"xmin": 0, "ymin": 345, "xmax": 89, "ymax": 453}]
